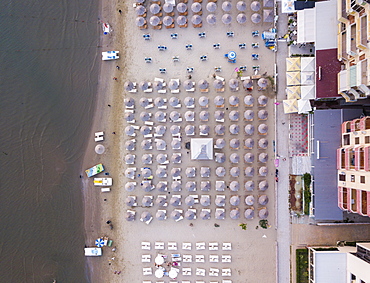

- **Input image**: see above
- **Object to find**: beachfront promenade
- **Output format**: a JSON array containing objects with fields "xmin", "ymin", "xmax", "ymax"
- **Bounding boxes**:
[{"xmin": 92, "ymin": 0, "xmax": 282, "ymax": 282}]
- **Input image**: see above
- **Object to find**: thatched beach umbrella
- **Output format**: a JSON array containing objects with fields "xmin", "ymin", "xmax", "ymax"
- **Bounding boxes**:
[
  {"xmin": 124, "ymin": 97, "xmax": 135, "ymax": 107},
  {"xmin": 136, "ymin": 5, "xmax": 146, "ymax": 16},
  {"xmin": 163, "ymin": 16, "xmax": 174, "ymax": 27},
  {"xmin": 237, "ymin": 1, "xmax": 247, "ymax": 11},
  {"xmin": 139, "ymin": 97, "xmax": 149, "ymax": 107},
  {"xmin": 185, "ymin": 111, "xmax": 195, "ymax": 121},
  {"xmin": 245, "ymin": 195, "xmax": 255, "ymax": 206},
  {"xmin": 171, "ymin": 210, "xmax": 181, "ymax": 220},
  {"xmin": 125, "ymin": 140, "xmax": 136, "ymax": 151},
  {"xmin": 170, "ymin": 195, "xmax": 181, "ymax": 206},
  {"xmin": 215, "ymin": 195, "xmax": 226, "ymax": 207},
  {"xmin": 229, "ymin": 79, "xmax": 239, "ymax": 89},
  {"xmin": 258, "ymin": 78, "xmax": 268, "ymax": 88},
  {"xmin": 142, "ymin": 154, "xmax": 152, "ymax": 164},
  {"xmin": 259, "ymin": 195, "xmax": 269, "ymax": 205},
  {"xmin": 154, "ymin": 125, "xmax": 166, "ymax": 136},
  {"xmin": 184, "ymin": 96, "xmax": 195, "ymax": 107},
  {"xmin": 183, "ymin": 80, "xmax": 194, "ymax": 90},
  {"xmin": 169, "ymin": 80, "xmax": 179, "ymax": 90},
  {"xmin": 258, "ymin": 124, "xmax": 268, "ymax": 134},
  {"xmin": 125, "ymin": 182, "xmax": 136, "ymax": 192},
  {"xmin": 213, "ymin": 79, "xmax": 223, "ymax": 89},
  {"xmin": 259, "ymin": 208, "xmax": 269, "ymax": 219},
  {"xmin": 156, "ymin": 210, "xmax": 166, "ymax": 220},
  {"xmin": 135, "ymin": 17, "xmax": 146, "ymax": 27},
  {"xmin": 214, "ymin": 96, "xmax": 225, "ymax": 106},
  {"xmin": 95, "ymin": 144, "xmax": 105, "ymax": 154},
  {"xmin": 171, "ymin": 181, "xmax": 182, "ymax": 192},
  {"xmin": 230, "ymin": 167, "xmax": 240, "ymax": 177},
  {"xmin": 169, "ymin": 97, "xmax": 180, "ymax": 107},
  {"xmin": 126, "ymin": 211, "xmax": 135, "ymax": 221},
  {"xmin": 124, "ymin": 112, "xmax": 135, "ymax": 122},
  {"xmin": 177, "ymin": 2, "xmax": 187, "ymax": 13},
  {"xmin": 214, "ymin": 110, "xmax": 225, "ymax": 120},
  {"xmin": 259, "ymin": 166, "xmax": 268, "ymax": 176},
  {"xmin": 141, "ymin": 139, "xmax": 152, "ymax": 150},
  {"xmin": 199, "ymin": 110, "xmax": 210, "ymax": 121},
  {"xmin": 156, "ymin": 139, "xmax": 167, "ymax": 150},
  {"xmin": 156, "ymin": 153, "xmax": 167, "ymax": 164},
  {"xmin": 206, "ymin": 2, "xmax": 217, "ymax": 12},
  {"xmin": 185, "ymin": 125, "xmax": 195, "ymax": 135},
  {"xmin": 244, "ymin": 95, "xmax": 254, "ymax": 106},
  {"xmin": 216, "ymin": 138, "xmax": 226, "ymax": 149},
  {"xmin": 245, "ymin": 181, "xmax": 254, "ymax": 191},
  {"xmin": 140, "ymin": 111, "xmax": 151, "ymax": 122},
  {"xmin": 171, "ymin": 153, "xmax": 182, "ymax": 164},
  {"xmin": 251, "ymin": 1, "xmax": 261, "ymax": 11},
  {"xmin": 149, "ymin": 16, "xmax": 160, "ymax": 26},
  {"xmin": 156, "ymin": 167, "xmax": 167, "ymax": 178},
  {"xmin": 230, "ymin": 181, "xmax": 240, "ymax": 191},
  {"xmin": 185, "ymin": 195, "xmax": 195, "ymax": 206},
  {"xmin": 207, "ymin": 14, "xmax": 216, "ymax": 25},
  {"xmin": 171, "ymin": 139, "xmax": 181, "ymax": 150},
  {"xmin": 150, "ymin": 3, "xmax": 161, "ymax": 14},
  {"xmin": 258, "ymin": 110, "xmax": 268, "ymax": 120},
  {"xmin": 163, "ymin": 3, "xmax": 174, "ymax": 13},
  {"xmin": 230, "ymin": 153, "xmax": 240, "ymax": 163},
  {"xmin": 125, "ymin": 125, "xmax": 135, "ymax": 136},
  {"xmin": 156, "ymin": 181, "xmax": 167, "ymax": 192},
  {"xmin": 191, "ymin": 15, "xmax": 202, "ymax": 25},
  {"xmin": 245, "ymin": 167, "xmax": 254, "ymax": 177},
  {"xmin": 126, "ymin": 196, "xmax": 136, "ymax": 207},
  {"xmin": 244, "ymin": 152, "xmax": 254, "ymax": 163},
  {"xmin": 215, "ymin": 125, "xmax": 226, "ymax": 135},
  {"xmin": 259, "ymin": 152, "xmax": 268, "ymax": 163},
  {"xmin": 237, "ymin": 13, "xmax": 247, "ymax": 24},
  {"xmin": 230, "ymin": 139, "xmax": 240, "ymax": 149},
  {"xmin": 201, "ymin": 181, "xmax": 211, "ymax": 191},
  {"xmin": 244, "ymin": 110, "xmax": 254, "ymax": 120},
  {"xmin": 199, "ymin": 125, "xmax": 210, "ymax": 135},
  {"xmin": 258, "ymin": 138, "xmax": 268, "ymax": 149},
  {"xmin": 141, "ymin": 168, "xmax": 152, "ymax": 178},
  {"xmin": 198, "ymin": 79, "xmax": 209, "ymax": 90},
  {"xmin": 171, "ymin": 167, "xmax": 181, "ymax": 178},
  {"xmin": 215, "ymin": 209, "xmax": 225, "ymax": 220},
  {"xmin": 229, "ymin": 111, "xmax": 239, "ymax": 121},
  {"xmin": 215, "ymin": 153, "xmax": 226, "ymax": 163},
  {"xmin": 230, "ymin": 208, "xmax": 240, "ymax": 219},
  {"xmin": 200, "ymin": 195, "xmax": 211, "ymax": 206},
  {"xmin": 229, "ymin": 95, "xmax": 239, "ymax": 106},
  {"xmin": 245, "ymin": 208, "xmax": 255, "ymax": 219},
  {"xmin": 229, "ymin": 124, "xmax": 240, "ymax": 135},
  {"xmin": 140, "ymin": 125, "xmax": 151, "ymax": 135},
  {"xmin": 222, "ymin": 1, "xmax": 232, "ymax": 12},
  {"xmin": 191, "ymin": 2, "xmax": 202, "ymax": 12},
  {"xmin": 245, "ymin": 138, "xmax": 254, "ymax": 149},
  {"xmin": 222, "ymin": 14, "xmax": 232, "ymax": 24},
  {"xmin": 216, "ymin": 167, "xmax": 226, "ymax": 177},
  {"xmin": 177, "ymin": 15, "xmax": 187, "ymax": 26},
  {"xmin": 125, "ymin": 168, "xmax": 136, "ymax": 179},
  {"xmin": 155, "ymin": 111, "xmax": 166, "ymax": 122},
  {"xmin": 142, "ymin": 196, "xmax": 153, "ymax": 207},
  {"xmin": 154, "ymin": 97, "xmax": 165, "ymax": 107},
  {"xmin": 200, "ymin": 167, "xmax": 211, "ymax": 178},
  {"xmin": 200, "ymin": 209, "xmax": 211, "ymax": 220},
  {"xmin": 185, "ymin": 210, "xmax": 195, "ymax": 220},
  {"xmin": 170, "ymin": 125, "xmax": 180, "ymax": 135},
  {"xmin": 186, "ymin": 181, "xmax": 196, "ymax": 191},
  {"xmin": 245, "ymin": 124, "xmax": 255, "ymax": 135},
  {"xmin": 259, "ymin": 180, "xmax": 268, "ymax": 191},
  {"xmin": 251, "ymin": 13, "xmax": 262, "ymax": 24}
]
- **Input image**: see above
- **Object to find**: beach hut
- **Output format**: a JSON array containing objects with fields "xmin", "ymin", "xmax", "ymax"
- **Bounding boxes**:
[
  {"xmin": 245, "ymin": 208, "xmax": 255, "ymax": 219},
  {"xmin": 216, "ymin": 167, "xmax": 226, "ymax": 177},
  {"xmin": 206, "ymin": 2, "xmax": 217, "ymax": 12},
  {"xmin": 206, "ymin": 14, "xmax": 216, "ymax": 25},
  {"xmin": 245, "ymin": 195, "xmax": 255, "ymax": 206},
  {"xmin": 251, "ymin": 13, "xmax": 262, "ymax": 24},
  {"xmin": 215, "ymin": 138, "xmax": 226, "ymax": 149},
  {"xmin": 244, "ymin": 124, "xmax": 255, "ymax": 135},
  {"xmin": 200, "ymin": 209, "xmax": 211, "ymax": 220},
  {"xmin": 237, "ymin": 1, "xmax": 247, "ymax": 11},
  {"xmin": 222, "ymin": 1, "xmax": 232, "ymax": 12},
  {"xmin": 259, "ymin": 208, "xmax": 269, "ymax": 219},
  {"xmin": 244, "ymin": 153, "xmax": 254, "ymax": 163},
  {"xmin": 230, "ymin": 181, "xmax": 240, "ymax": 191},
  {"xmin": 259, "ymin": 153, "xmax": 268, "ymax": 163},
  {"xmin": 259, "ymin": 195, "xmax": 269, "ymax": 205},
  {"xmin": 201, "ymin": 181, "xmax": 211, "ymax": 191},
  {"xmin": 236, "ymin": 13, "xmax": 247, "ymax": 24},
  {"xmin": 186, "ymin": 181, "xmax": 196, "ymax": 191},
  {"xmin": 259, "ymin": 180, "xmax": 268, "ymax": 191},
  {"xmin": 259, "ymin": 166, "xmax": 268, "ymax": 176},
  {"xmin": 230, "ymin": 208, "xmax": 240, "ymax": 219},
  {"xmin": 222, "ymin": 14, "xmax": 232, "ymax": 24},
  {"xmin": 244, "ymin": 110, "xmax": 254, "ymax": 121},
  {"xmin": 258, "ymin": 138, "xmax": 268, "ymax": 149},
  {"xmin": 185, "ymin": 125, "xmax": 195, "ymax": 135},
  {"xmin": 215, "ymin": 153, "xmax": 226, "ymax": 163},
  {"xmin": 251, "ymin": 1, "xmax": 261, "ymax": 11},
  {"xmin": 215, "ymin": 208, "xmax": 225, "ymax": 220},
  {"xmin": 245, "ymin": 167, "xmax": 254, "ymax": 177},
  {"xmin": 230, "ymin": 153, "xmax": 240, "ymax": 163},
  {"xmin": 229, "ymin": 124, "xmax": 240, "ymax": 135},
  {"xmin": 156, "ymin": 210, "xmax": 167, "ymax": 220},
  {"xmin": 156, "ymin": 182, "xmax": 168, "ymax": 192},
  {"xmin": 230, "ymin": 167, "xmax": 240, "ymax": 177},
  {"xmin": 200, "ymin": 167, "xmax": 211, "ymax": 178},
  {"xmin": 200, "ymin": 195, "xmax": 211, "ymax": 206},
  {"xmin": 230, "ymin": 139, "xmax": 240, "ymax": 149},
  {"xmin": 245, "ymin": 181, "xmax": 254, "ymax": 191},
  {"xmin": 125, "ymin": 182, "xmax": 136, "ymax": 192},
  {"xmin": 245, "ymin": 138, "xmax": 254, "ymax": 149}
]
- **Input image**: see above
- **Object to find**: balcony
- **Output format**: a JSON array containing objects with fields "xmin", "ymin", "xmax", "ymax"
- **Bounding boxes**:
[
  {"xmin": 351, "ymin": 188, "xmax": 357, "ymax": 212},
  {"xmin": 343, "ymin": 187, "xmax": 348, "ymax": 210},
  {"xmin": 361, "ymin": 190, "xmax": 367, "ymax": 215},
  {"xmin": 359, "ymin": 15, "xmax": 367, "ymax": 49},
  {"xmin": 350, "ymin": 24, "xmax": 357, "ymax": 53}
]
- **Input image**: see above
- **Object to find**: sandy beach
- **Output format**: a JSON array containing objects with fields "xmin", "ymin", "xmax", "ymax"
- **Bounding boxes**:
[{"xmin": 83, "ymin": 0, "xmax": 278, "ymax": 282}]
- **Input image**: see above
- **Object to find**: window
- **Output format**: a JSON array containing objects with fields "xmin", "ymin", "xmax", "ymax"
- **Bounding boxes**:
[
  {"xmin": 355, "ymin": 137, "xmax": 360, "ymax": 144},
  {"xmin": 365, "ymin": 136, "xmax": 370, "ymax": 143},
  {"xmin": 339, "ymin": 175, "xmax": 346, "ymax": 181},
  {"xmin": 351, "ymin": 175, "xmax": 355, "ymax": 182},
  {"xmin": 361, "ymin": 176, "xmax": 365, "ymax": 184}
]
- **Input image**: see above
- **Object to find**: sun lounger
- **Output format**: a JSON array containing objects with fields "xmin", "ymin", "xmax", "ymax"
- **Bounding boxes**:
[
  {"xmin": 222, "ymin": 268, "xmax": 232, "ymax": 276},
  {"xmin": 142, "ymin": 242, "xmax": 151, "ymax": 250},
  {"xmin": 182, "ymin": 281, "xmax": 191, "ymax": 283},
  {"xmin": 196, "ymin": 268, "xmax": 206, "ymax": 276},
  {"xmin": 226, "ymin": 31, "xmax": 234, "ymax": 37},
  {"xmin": 209, "ymin": 268, "xmax": 219, "ymax": 276},
  {"xmin": 145, "ymin": 121, "xmax": 154, "ymax": 126},
  {"xmin": 159, "ymin": 68, "xmax": 167, "ymax": 74},
  {"xmin": 186, "ymin": 67, "xmax": 194, "ymax": 73},
  {"xmin": 168, "ymin": 242, "xmax": 177, "ymax": 250},
  {"xmin": 198, "ymin": 32, "xmax": 206, "ymax": 38},
  {"xmin": 142, "ymin": 254, "xmax": 151, "ymax": 263},
  {"xmin": 195, "ymin": 255, "xmax": 205, "ymax": 262},
  {"xmin": 222, "ymin": 255, "xmax": 232, "ymax": 263},
  {"xmin": 183, "ymin": 254, "xmax": 192, "ymax": 262},
  {"xmin": 222, "ymin": 243, "xmax": 232, "ymax": 250},
  {"xmin": 209, "ymin": 242, "xmax": 218, "ymax": 250},
  {"xmin": 94, "ymin": 131, "xmax": 104, "ymax": 142},
  {"xmin": 142, "ymin": 281, "xmax": 151, "ymax": 283},
  {"xmin": 182, "ymin": 267, "xmax": 191, "ymax": 276},
  {"xmin": 195, "ymin": 281, "xmax": 205, "ymax": 283},
  {"xmin": 239, "ymin": 43, "xmax": 246, "ymax": 49},
  {"xmin": 222, "ymin": 280, "xmax": 232, "ymax": 283},
  {"xmin": 155, "ymin": 242, "xmax": 165, "ymax": 250},
  {"xmin": 143, "ymin": 267, "xmax": 152, "ymax": 276},
  {"xmin": 209, "ymin": 255, "xmax": 219, "ymax": 262}
]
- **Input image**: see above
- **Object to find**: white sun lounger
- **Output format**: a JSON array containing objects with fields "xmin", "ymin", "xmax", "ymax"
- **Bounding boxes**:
[
  {"xmin": 196, "ymin": 268, "xmax": 206, "ymax": 276},
  {"xmin": 94, "ymin": 131, "xmax": 104, "ymax": 142},
  {"xmin": 195, "ymin": 255, "xmax": 205, "ymax": 263},
  {"xmin": 168, "ymin": 242, "xmax": 177, "ymax": 250},
  {"xmin": 182, "ymin": 243, "xmax": 191, "ymax": 250},
  {"xmin": 141, "ymin": 242, "xmax": 151, "ymax": 250},
  {"xmin": 209, "ymin": 268, "xmax": 219, "ymax": 276},
  {"xmin": 143, "ymin": 267, "xmax": 152, "ymax": 276},
  {"xmin": 209, "ymin": 255, "xmax": 219, "ymax": 263},
  {"xmin": 142, "ymin": 254, "xmax": 151, "ymax": 263},
  {"xmin": 183, "ymin": 254, "xmax": 192, "ymax": 262},
  {"xmin": 222, "ymin": 268, "xmax": 232, "ymax": 276},
  {"xmin": 155, "ymin": 242, "xmax": 165, "ymax": 250},
  {"xmin": 196, "ymin": 242, "xmax": 206, "ymax": 250},
  {"xmin": 222, "ymin": 243, "xmax": 232, "ymax": 250},
  {"xmin": 222, "ymin": 255, "xmax": 232, "ymax": 263},
  {"xmin": 209, "ymin": 242, "xmax": 219, "ymax": 250},
  {"xmin": 182, "ymin": 267, "xmax": 191, "ymax": 276}
]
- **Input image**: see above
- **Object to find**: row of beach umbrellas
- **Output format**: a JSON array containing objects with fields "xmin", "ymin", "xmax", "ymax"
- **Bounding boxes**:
[
  {"xmin": 126, "ymin": 207, "xmax": 268, "ymax": 221},
  {"xmin": 125, "ymin": 180, "xmax": 269, "ymax": 192},
  {"xmin": 126, "ymin": 194, "xmax": 269, "ymax": 207}
]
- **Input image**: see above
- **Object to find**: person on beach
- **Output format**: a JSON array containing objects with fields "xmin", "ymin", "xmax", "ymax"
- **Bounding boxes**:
[
  {"xmin": 116, "ymin": 66, "xmax": 120, "ymax": 70},
  {"xmin": 113, "ymin": 77, "xmax": 117, "ymax": 81},
  {"xmin": 118, "ymin": 9, "xmax": 122, "ymax": 14}
]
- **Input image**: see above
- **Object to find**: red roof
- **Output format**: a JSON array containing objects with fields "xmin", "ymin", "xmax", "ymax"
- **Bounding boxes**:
[{"xmin": 315, "ymin": 49, "xmax": 342, "ymax": 98}]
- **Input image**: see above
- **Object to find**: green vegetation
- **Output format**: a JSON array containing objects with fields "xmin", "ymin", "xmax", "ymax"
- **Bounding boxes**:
[
  {"xmin": 296, "ymin": 249, "xmax": 309, "ymax": 283},
  {"xmin": 313, "ymin": 247, "xmax": 338, "ymax": 251},
  {"xmin": 239, "ymin": 223, "xmax": 247, "ymax": 230},
  {"xmin": 302, "ymin": 173, "xmax": 312, "ymax": 215},
  {"xmin": 259, "ymin": 219, "xmax": 269, "ymax": 229}
]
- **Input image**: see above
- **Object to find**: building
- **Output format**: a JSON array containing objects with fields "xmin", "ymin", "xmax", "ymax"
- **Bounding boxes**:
[
  {"xmin": 338, "ymin": 116, "xmax": 370, "ymax": 217},
  {"xmin": 337, "ymin": 0, "xmax": 370, "ymax": 102},
  {"xmin": 308, "ymin": 243, "xmax": 370, "ymax": 283}
]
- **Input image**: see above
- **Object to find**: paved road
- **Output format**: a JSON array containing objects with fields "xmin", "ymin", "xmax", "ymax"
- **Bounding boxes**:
[{"xmin": 274, "ymin": 2, "xmax": 291, "ymax": 283}]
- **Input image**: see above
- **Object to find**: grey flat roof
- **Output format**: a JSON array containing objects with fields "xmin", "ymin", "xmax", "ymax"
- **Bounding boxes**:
[{"xmin": 312, "ymin": 109, "xmax": 343, "ymax": 221}]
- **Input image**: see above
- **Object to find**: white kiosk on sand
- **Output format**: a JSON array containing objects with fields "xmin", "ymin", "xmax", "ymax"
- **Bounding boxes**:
[
  {"xmin": 190, "ymin": 138, "xmax": 213, "ymax": 160},
  {"xmin": 102, "ymin": 51, "xmax": 119, "ymax": 60}
]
